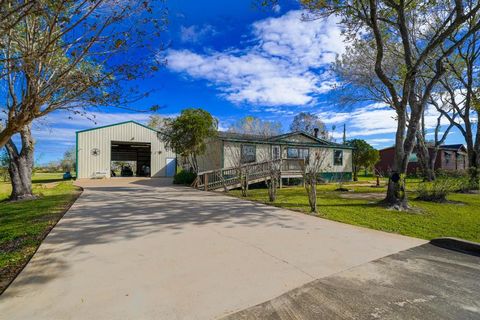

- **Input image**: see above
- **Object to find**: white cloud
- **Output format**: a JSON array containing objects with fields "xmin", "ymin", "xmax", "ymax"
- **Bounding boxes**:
[
  {"xmin": 368, "ymin": 138, "xmax": 394, "ymax": 143},
  {"xmin": 272, "ymin": 4, "xmax": 281, "ymax": 13},
  {"xmin": 165, "ymin": 11, "xmax": 346, "ymax": 106},
  {"xmin": 180, "ymin": 24, "xmax": 217, "ymax": 43}
]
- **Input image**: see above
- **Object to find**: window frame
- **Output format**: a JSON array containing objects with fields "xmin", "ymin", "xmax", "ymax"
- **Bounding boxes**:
[
  {"xmin": 287, "ymin": 147, "xmax": 309, "ymax": 159},
  {"xmin": 444, "ymin": 151, "xmax": 451, "ymax": 164},
  {"xmin": 333, "ymin": 149, "xmax": 343, "ymax": 166},
  {"xmin": 241, "ymin": 144, "xmax": 256, "ymax": 164},
  {"xmin": 272, "ymin": 145, "xmax": 281, "ymax": 160}
]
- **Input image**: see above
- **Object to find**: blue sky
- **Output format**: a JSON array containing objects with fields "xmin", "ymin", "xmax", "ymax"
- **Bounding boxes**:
[{"xmin": 30, "ymin": 0, "xmax": 467, "ymax": 164}]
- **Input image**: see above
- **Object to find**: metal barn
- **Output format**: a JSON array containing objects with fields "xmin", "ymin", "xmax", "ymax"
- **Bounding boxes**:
[{"xmin": 76, "ymin": 121, "xmax": 176, "ymax": 179}]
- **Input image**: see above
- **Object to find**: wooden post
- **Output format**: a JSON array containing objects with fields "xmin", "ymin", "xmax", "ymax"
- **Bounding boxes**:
[{"xmin": 204, "ymin": 173, "xmax": 208, "ymax": 191}]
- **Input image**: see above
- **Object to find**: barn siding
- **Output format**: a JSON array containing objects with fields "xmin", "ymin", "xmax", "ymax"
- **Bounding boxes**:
[{"xmin": 77, "ymin": 122, "xmax": 175, "ymax": 179}]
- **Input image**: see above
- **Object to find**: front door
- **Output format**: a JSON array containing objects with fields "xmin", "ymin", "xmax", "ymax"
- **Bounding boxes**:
[{"xmin": 166, "ymin": 158, "xmax": 176, "ymax": 177}]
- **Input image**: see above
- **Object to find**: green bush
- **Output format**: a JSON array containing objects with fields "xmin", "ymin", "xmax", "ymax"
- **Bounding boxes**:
[
  {"xmin": 436, "ymin": 168, "xmax": 479, "ymax": 192},
  {"xmin": 435, "ymin": 169, "xmax": 468, "ymax": 179},
  {"xmin": 173, "ymin": 170, "xmax": 197, "ymax": 185},
  {"xmin": 415, "ymin": 177, "xmax": 459, "ymax": 202}
]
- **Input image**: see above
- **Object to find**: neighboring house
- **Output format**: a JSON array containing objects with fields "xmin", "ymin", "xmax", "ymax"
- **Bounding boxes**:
[
  {"xmin": 375, "ymin": 144, "xmax": 469, "ymax": 175},
  {"xmin": 194, "ymin": 130, "xmax": 353, "ymax": 181},
  {"xmin": 76, "ymin": 121, "xmax": 176, "ymax": 179}
]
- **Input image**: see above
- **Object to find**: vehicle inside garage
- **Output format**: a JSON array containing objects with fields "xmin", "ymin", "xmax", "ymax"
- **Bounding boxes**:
[{"xmin": 110, "ymin": 141, "xmax": 151, "ymax": 177}]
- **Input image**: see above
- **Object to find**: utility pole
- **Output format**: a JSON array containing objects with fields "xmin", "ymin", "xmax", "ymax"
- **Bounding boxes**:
[{"xmin": 342, "ymin": 124, "xmax": 346, "ymax": 144}]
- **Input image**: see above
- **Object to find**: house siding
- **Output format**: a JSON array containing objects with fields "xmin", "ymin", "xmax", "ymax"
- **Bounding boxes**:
[
  {"xmin": 196, "ymin": 139, "xmax": 223, "ymax": 172},
  {"xmin": 222, "ymin": 141, "xmax": 271, "ymax": 168},
  {"xmin": 221, "ymin": 138, "xmax": 352, "ymax": 177}
]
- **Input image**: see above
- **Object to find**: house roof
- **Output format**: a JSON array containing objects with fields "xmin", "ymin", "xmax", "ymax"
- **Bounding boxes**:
[
  {"xmin": 217, "ymin": 130, "xmax": 352, "ymax": 149},
  {"xmin": 440, "ymin": 144, "xmax": 466, "ymax": 151},
  {"xmin": 379, "ymin": 144, "xmax": 467, "ymax": 152},
  {"xmin": 217, "ymin": 131, "xmax": 269, "ymax": 141}
]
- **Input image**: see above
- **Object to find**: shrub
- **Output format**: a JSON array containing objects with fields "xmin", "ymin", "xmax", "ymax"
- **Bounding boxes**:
[
  {"xmin": 436, "ymin": 168, "xmax": 479, "ymax": 192},
  {"xmin": 415, "ymin": 177, "xmax": 459, "ymax": 202},
  {"xmin": 173, "ymin": 170, "xmax": 197, "ymax": 185},
  {"xmin": 435, "ymin": 169, "xmax": 468, "ymax": 179}
]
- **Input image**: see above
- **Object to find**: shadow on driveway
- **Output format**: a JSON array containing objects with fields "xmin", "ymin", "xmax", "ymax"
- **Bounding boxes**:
[{"xmin": 224, "ymin": 243, "xmax": 480, "ymax": 319}]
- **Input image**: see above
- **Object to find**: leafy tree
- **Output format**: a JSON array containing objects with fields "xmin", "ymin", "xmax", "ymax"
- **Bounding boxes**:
[
  {"xmin": 432, "ymin": 10, "xmax": 480, "ymax": 188},
  {"xmin": 0, "ymin": 1, "xmax": 36, "ymax": 43},
  {"xmin": 290, "ymin": 112, "xmax": 328, "ymax": 139},
  {"xmin": 0, "ymin": 148, "xmax": 9, "ymax": 182},
  {"xmin": 228, "ymin": 116, "xmax": 282, "ymax": 136},
  {"xmin": 346, "ymin": 139, "xmax": 379, "ymax": 181},
  {"xmin": 296, "ymin": 0, "xmax": 480, "ymax": 209},
  {"xmin": 147, "ymin": 115, "xmax": 166, "ymax": 130},
  {"xmin": 1, "ymin": 0, "xmax": 165, "ymax": 200},
  {"xmin": 160, "ymin": 108, "xmax": 218, "ymax": 173},
  {"xmin": 0, "ymin": 0, "xmax": 166, "ymax": 148},
  {"xmin": 61, "ymin": 147, "xmax": 76, "ymax": 173}
]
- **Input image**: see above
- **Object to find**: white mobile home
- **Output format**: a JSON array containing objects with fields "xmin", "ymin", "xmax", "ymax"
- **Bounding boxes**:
[
  {"xmin": 76, "ymin": 121, "xmax": 176, "ymax": 179},
  {"xmin": 196, "ymin": 131, "xmax": 353, "ymax": 181}
]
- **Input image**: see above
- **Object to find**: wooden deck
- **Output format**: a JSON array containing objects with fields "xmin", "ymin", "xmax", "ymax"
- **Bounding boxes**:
[{"xmin": 192, "ymin": 159, "xmax": 305, "ymax": 191}]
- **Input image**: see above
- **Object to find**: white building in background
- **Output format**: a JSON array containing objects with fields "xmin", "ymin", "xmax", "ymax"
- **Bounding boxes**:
[{"xmin": 76, "ymin": 121, "xmax": 176, "ymax": 179}]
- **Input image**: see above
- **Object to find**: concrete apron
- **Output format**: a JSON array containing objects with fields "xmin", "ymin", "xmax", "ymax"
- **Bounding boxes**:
[{"xmin": 0, "ymin": 179, "xmax": 425, "ymax": 319}]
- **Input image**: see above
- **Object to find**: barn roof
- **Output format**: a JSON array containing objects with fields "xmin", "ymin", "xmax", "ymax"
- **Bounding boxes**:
[{"xmin": 76, "ymin": 120, "xmax": 157, "ymax": 134}]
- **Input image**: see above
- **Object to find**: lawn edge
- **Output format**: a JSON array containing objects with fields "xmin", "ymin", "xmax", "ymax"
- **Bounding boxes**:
[
  {"xmin": 219, "ymin": 189, "xmax": 427, "ymax": 242},
  {"xmin": 0, "ymin": 184, "xmax": 83, "ymax": 296}
]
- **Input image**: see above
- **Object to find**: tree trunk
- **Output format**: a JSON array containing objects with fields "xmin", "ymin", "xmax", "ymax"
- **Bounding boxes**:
[
  {"xmin": 467, "ymin": 149, "xmax": 479, "ymax": 189},
  {"xmin": 308, "ymin": 177, "xmax": 317, "ymax": 213},
  {"xmin": 353, "ymin": 166, "xmax": 358, "ymax": 181},
  {"xmin": 267, "ymin": 177, "xmax": 277, "ymax": 202},
  {"xmin": 304, "ymin": 175, "xmax": 317, "ymax": 213},
  {"xmin": 384, "ymin": 111, "xmax": 410, "ymax": 210},
  {"xmin": 415, "ymin": 131, "xmax": 434, "ymax": 181},
  {"xmin": 5, "ymin": 126, "xmax": 35, "ymax": 201}
]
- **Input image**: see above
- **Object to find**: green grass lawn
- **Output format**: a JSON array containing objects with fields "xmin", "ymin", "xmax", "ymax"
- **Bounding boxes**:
[
  {"xmin": 0, "ymin": 173, "xmax": 81, "ymax": 293},
  {"xmin": 231, "ymin": 178, "xmax": 480, "ymax": 243}
]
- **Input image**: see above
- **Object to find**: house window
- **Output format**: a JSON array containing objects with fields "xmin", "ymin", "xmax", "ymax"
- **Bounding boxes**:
[
  {"xmin": 445, "ymin": 152, "xmax": 451, "ymax": 164},
  {"xmin": 241, "ymin": 145, "xmax": 256, "ymax": 163},
  {"xmin": 287, "ymin": 147, "xmax": 309, "ymax": 159},
  {"xmin": 334, "ymin": 150, "xmax": 343, "ymax": 166},
  {"xmin": 272, "ymin": 146, "xmax": 281, "ymax": 160},
  {"xmin": 409, "ymin": 153, "xmax": 418, "ymax": 162}
]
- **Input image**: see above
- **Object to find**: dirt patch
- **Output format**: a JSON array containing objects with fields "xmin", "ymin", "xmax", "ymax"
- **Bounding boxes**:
[
  {"xmin": 339, "ymin": 192, "xmax": 385, "ymax": 200},
  {"xmin": 41, "ymin": 182, "xmax": 60, "ymax": 189},
  {"xmin": 343, "ymin": 183, "xmax": 374, "ymax": 187}
]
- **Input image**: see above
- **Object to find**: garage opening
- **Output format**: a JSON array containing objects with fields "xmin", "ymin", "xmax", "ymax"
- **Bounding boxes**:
[{"xmin": 111, "ymin": 141, "xmax": 151, "ymax": 177}]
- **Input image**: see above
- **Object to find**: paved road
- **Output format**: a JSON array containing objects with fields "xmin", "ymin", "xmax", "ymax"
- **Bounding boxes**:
[
  {"xmin": 0, "ymin": 178, "xmax": 424, "ymax": 319},
  {"xmin": 225, "ymin": 243, "xmax": 480, "ymax": 320}
]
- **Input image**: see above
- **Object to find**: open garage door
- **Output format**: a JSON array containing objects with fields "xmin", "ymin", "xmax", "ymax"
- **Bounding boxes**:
[{"xmin": 111, "ymin": 141, "xmax": 151, "ymax": 177}]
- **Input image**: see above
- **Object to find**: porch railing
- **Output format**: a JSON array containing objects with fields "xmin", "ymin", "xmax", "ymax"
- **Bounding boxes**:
[{"xmin": 192, "ymin": 158, "xmax": 305, "ymax": 191}]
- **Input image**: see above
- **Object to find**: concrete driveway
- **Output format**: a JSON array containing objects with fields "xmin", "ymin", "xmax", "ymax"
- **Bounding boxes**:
[
  {"xmin": 225, "ymin": 242, "xmax": 480, "ymax": 319},
  {"xmin": 0, "ymin": 178, "xmax": 424, "ymax": 319}
]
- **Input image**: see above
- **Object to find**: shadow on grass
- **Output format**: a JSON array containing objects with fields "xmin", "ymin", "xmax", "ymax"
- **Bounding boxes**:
[{"xmin": 32, "ymin": 178, "xmax": 65, "ymax": 184}]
